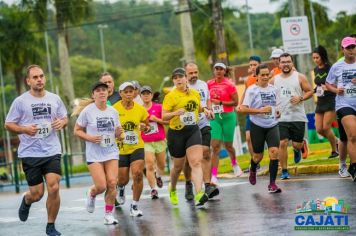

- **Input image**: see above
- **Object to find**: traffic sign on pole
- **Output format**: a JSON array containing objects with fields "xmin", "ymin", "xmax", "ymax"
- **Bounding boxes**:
[{"xmin": 281, "ymin": 16, "xmax": 311, "ymax": 55}]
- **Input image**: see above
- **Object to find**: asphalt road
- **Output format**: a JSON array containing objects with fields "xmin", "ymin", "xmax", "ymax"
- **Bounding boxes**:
[{"xmin": 0, "ymin": 174, "xmax": 355, "ymax": 236}]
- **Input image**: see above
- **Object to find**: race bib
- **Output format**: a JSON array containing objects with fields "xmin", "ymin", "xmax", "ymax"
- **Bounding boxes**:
[
  {"xmin": 344, "ymin": 85, "xmax": 356, "ymax": 97},
  {"xmin": 145, "ymin": 122, "xmax": 159, "ymax": 135},
  {"xmin": 100, "ymin": 134, "xmax": 115, "ymax": 148},
  {"xmin": 316, "ymin": 86, "xmax": 324, "ymax": 97},
  {"xmin": 263, "ymin": 106, "xmax": 276, "ymax": 119},
  {"xmin": 123, "ymin": 131, "xmax": 138, "ymax": 145},
  {"xmin": 34, "ymin": 122, "xmax": 52, "ymax": 139},
  {"xmin": 280, "ymin": 87, "xmax": 292, "ymax": 98},
  {"xmin": 180, "ymin": 112, "xmax": 196, "ymax": 125},
  {"xmin": 212, "ymin": 104, "xmax": 224, "ymax": 113}
]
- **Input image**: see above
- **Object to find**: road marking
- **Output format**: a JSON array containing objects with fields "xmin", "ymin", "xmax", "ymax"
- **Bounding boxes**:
[
  {"xmin": 280, "ymin": 177, "xmax": 350, "ymax": 182},
  {"xmin": 0, "ymin": 217, "xmax": 36, "ymax": 223}
]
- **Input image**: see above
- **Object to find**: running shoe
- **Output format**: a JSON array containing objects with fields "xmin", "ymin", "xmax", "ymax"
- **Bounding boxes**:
[
  {"xmin": 293, "ymin": 149, "xmax": 301, "ymax": 164},
  {"xmin": 301, "ymin": 139, "xmax": 309, "ymax": 159},
  {"xmin": 195, "ymin": 191, "xmax": 209, "ymax": 206},
  {"xmin": 185, "ymin": 181, "xmax": 194, "ymax": 201},
  {"xmin": 205, "ymin": 184, "xmax": 219, "ymax": 199},
  {"xmin": 211, "ymin": 175, "xmax": 219, "ymax": 185},
  {"xmin": 86, "ymin": 189, "xmax": 96, "ymax": 213},
  {"xmin": 46, "ymin": 224, "xmax": 61, "ymax": 236},
  {"xmin": 155, "ymin": 173, "xmax": 163, "ymax": 188},
  {"xmin": 280, "ymin": 170, "xmax": 290, "ymax": 180},
  {"xmin": 19, "ymin": 194, "xmax": 31, "ymax": 222},
  {"xmin": 348, "ymin": 164, "xmax": 356, "ymax": 182},
  {"xmin": 151, "ymin": 189, "xmax": 159, "ymax": 199},
  {"xmin": 268, "ymin": 182, "xmax": 282, "ymax": 193},
  {"xmin": 328, "ymin": 151, "xmax": 339, "ymax": 159},
  {"xmin": 130, "ymin": 204, "xmax": 143, "ymax": 217},
  {"xmin": 116, "ymin": 186, "xmax": 126, "ymax": 206},
  {"xmin": 249, "ymin": 170, "xmax": 257, "ymax": 185},
  {"xmin": 104, "ymin": 212, "xmax": 118, "ymax": 225},
  {"xmin": 168, "ymin": 183, "xmax": 179, "ymax": 205},
  {"xmin": 339, "ymin": 165, "xmax": 350, "ymax": 178},
  {"xmin": 233, "ymin": 164, "xmax": 243, "ymax": 177}
]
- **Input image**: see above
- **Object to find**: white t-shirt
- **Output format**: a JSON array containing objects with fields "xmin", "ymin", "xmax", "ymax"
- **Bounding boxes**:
[
  {"xmin": 76, "ymin": 103, "xmax": 120, "ymax": 162},
  {"xmin": 188, "ymin": 80, "xmax": 210, "ymax": 129},
  {"xmin": 5, "ymin": 91, "xmax": 67, "ymax": 158},
  {"xmin": 243, "ymin": 84, "xmax": 279, "ymax": 128},
  {"xmin": 326, "ymin": 60, "xmax": 356, "ymax": 111}
]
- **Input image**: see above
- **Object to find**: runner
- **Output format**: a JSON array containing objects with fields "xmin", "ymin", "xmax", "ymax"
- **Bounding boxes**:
[
  {"xmin": 131, "ymin": 80, "xmax": 144, "ymax": 105},
  {"xmin": 312, "ymin": 45, "xmax": 338, "ymax": 158},
  {"xmin": 5, "ymin": 65, "xmax": 68, "ymax": 236},
  {"xmin": 140, "ymin": 85, "xmax": 168, "ymax": 199},
  {"xmin": 163, "ymin": 67, "xmax": 209, "ymax": 206},
  {"xmin": 240, "ymin": 64, "xmax": 281, "ymax": 193},
  {"xmin": 270, "ymin": 53, "xmax": 314, "ymax": 179},
  {"xmin": 326, "ymin": 36, "xmax": 356, "ymax": 181},
  {"xmin": 208, "ymin": 62, "xmax": 242, "ymax": 184},
  {"xmin": 270, "ymin": 48, "xmax": 284, "ymax": 78},
  {"xmin": 182, "ymin": 62, "xmax": 219, "ymax": 201},
  {"xmin": 73, "ymin": 82, "xmax": 123, "ymax": 225},
  {"xmin": 112, "ymin": 82, "xmax": 150, "ymax": 216},
  {"xmin": 99, "ymin": 72, "xmax": 121, "ymax": 106}
]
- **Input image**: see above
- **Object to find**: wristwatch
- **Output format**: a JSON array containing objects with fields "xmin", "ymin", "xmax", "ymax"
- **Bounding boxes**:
[
  {"xmin": 300, "ymin": 96, "xmax": 304, "ymax": 102},
  {"xmin": 220, "ymin": 101, "xmax": 223, "ymax": 105}
]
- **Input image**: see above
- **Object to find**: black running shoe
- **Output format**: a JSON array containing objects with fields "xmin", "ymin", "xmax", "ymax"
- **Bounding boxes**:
[
  {"xmin": 185, "ymin": 181, "xmax": 194, "ymax": 201},
  {"xmin": 19, "ymin": 195, "xmax": 31, "ymax": 222},
  {"xmin": 46, "ymin": 224, "xmax": 61, "ymax": 236},
  {"xmin": 205, "ymin": 184, "xmax": 219, "ymax": 199},
  {"xmin": 348, "ymin": 164, "xmax": 356, "ymax": 182},
  {"xmin": 328, "ymin": 151, "xmax": 339, "ymax": 159}
]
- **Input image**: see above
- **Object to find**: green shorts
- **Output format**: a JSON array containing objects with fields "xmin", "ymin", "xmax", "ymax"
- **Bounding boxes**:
[
  {"xmin": 210, "ymin": 112, "xmax": 236, "ymax": 142},
  {"xmin": 144, "ymin": 140, "xmax": 167, "ymax": 154}
]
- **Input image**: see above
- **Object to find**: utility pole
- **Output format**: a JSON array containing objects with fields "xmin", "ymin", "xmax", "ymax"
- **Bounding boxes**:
[
  {"xmin": 245, "ymin": 0, "xmax": 254, "ymax": 55},
  {"xmin": 288, "ymin": 0, "xmax": 314, "ymax": 113},
  {"xmin": 178, "ymin": 0, "xmax": 196, "ymax": 63},
  {"xmin": 309, "ymin": 1, "xmax": 318, "ymax": 48},
  {"xmin": 211, "ymin": 0, "xmax": 228, "ymax": 65},
  {"xmin": 98, "ymin": 24, "xmax": 108, "ymax": 72},
  {"xmin": 44, "ymin": 31, "xmax": 54, "ymax": 92}
]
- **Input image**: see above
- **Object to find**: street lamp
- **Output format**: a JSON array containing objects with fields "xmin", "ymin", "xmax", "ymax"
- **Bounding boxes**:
[{"xmin": 98, "ymin": 24, "xmax": 108, "ymax": 72}]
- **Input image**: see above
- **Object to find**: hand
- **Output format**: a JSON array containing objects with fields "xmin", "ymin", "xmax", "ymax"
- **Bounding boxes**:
[
  {"xmin": 321, "ymin": 84, "xmax": 327, "ymax": 91},
  {"xmin": 23, "ymin": 124, "xmax": 38, "ymax": 136},
  {"xmin": 260, "ymin": 106, "xmax": 272, "ymax": 113},
  {"xmin": 139, "ymin": 123, "xmax": 146, "ymax": 131},
  {"xmin": 52, "ymin": 118, "xmax": 64, "ymax": 130},
  {"xmin": 210, "ymin": 99, "xmax": 221, "ymax": 105},
  {"xmin": 150, "ymin": 115, "xmax": 158, "ymax": 122},
  {"xmin": 290, "ymin": 96, "xmax": 302, "ymax": 105},
  {"xmin": 204, "ymin": 108, "xmax": 214, "ymax": 120},
  {"xmin": 115, "ymin": 126, "xmax": 124, "ymax": 141},
  {"xmin": 174, "ymin": 108, "xmax": 185, "ymax": 116},
  {"xmin": 144, "ymin": 125, "xmax": 151, "ymax": 133},
  {"xmin": 336, "ymin": 87, "xmax": 344, "ymax": 96},
  {"xmin": 88, "ymin": 135, "xmax": 102, "ymax": 144}
]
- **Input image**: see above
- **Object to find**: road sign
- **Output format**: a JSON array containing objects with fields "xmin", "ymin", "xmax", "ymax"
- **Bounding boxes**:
[{"xmin": 281, "ymin": 16, "xmax": 311, "ymax": 55}]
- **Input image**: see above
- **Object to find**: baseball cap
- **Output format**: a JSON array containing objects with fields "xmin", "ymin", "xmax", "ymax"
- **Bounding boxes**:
[
  {"xmin": 213, "ymin": 62, "xmax": 226, "ymax": 70},
  {"xmin": 341, "ymin": 37, "xmax": 356, "ymax": 48},
  {"xmin": 91, "ymin": 81, "xmax": 108, "ymax": 93},
  {"xmin": 119, "ymin": 82, "xmax": 135, "ymax": 91},
  {"xmin": 270, "ymin": 48, "xmax": 284, "ymax": 59},
  {"xmin": 140, "ymin": 85, "xmax": 152, "ymax": 93},
  {"xmin": 131, "ymin": 80, "xmax": 141, "ymax": 89},
  {"xmin": 171, "ymin": 68, "xmax": 186, "ymax": 79}
]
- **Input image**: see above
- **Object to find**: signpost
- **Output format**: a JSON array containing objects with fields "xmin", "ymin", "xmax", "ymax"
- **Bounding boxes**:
[{"xmin": 281, "ymin": 16, "xmax": 311, "ymax": 55}]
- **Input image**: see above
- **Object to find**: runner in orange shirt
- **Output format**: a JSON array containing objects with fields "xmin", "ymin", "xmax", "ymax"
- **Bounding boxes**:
[{"xmin": 270, "ymin": 48, "xmax": 284, "ymax": 78}]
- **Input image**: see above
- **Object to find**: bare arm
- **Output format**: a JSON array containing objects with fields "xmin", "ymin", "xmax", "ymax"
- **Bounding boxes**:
[
  {"xmin": 5, "ymin": 122, "xmax": 37, "ymax": 136},
  {"xmin": 51, "ymin": 117, "xmax": 68, "ymax": 130},
  {"xmin": 162, "ymin": 108, "xmax": 185, "ymax": 121},
  {"xmin": 149, "ymin": 115, "xmax": 169, "ymax": 125},
  {"xmin": 239, "ymin": 105, "xmax": 272, "ymax": 114},
  {"xmin": 73, "ymin": 123, "xmax": 101, "ymax": 144},
  {"xmin": 299, "ymin": 74, "xmax": 314, "ymax": 100}
]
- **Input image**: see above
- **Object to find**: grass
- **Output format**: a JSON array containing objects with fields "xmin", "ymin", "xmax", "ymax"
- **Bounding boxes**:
[{"xmin": 218, "ymin": 142, "xmax": 342, "ymax": 174}]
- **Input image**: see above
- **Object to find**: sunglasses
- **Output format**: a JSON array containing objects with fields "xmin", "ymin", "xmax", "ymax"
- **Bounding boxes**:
[{"xmin": 345, "ymin": 45, "xmax": 356, "ymax": 50}]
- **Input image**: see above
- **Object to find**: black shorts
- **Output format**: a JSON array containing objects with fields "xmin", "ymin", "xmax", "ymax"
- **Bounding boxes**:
[
  {"xmin": 315, "ymin": 97, "xmax": 335, "ymax": 113},
  {"xmin": 200, "ymin": 126, "xmax": 211, "ymax": 147},
  {"xmin": 21, "ymin": 154, "xmax": 62, "ymax": 186},
  {"xmin": 167, "ymin": 125, "xmax": 202, "ymax": 158},
  {"xmin": 250, "ymin": 122, "xmax": 280, "ymax": 153},
  {"xmin": 279, "ymin": 121, "xmax": 305, "ymax": 143},
  {"xmin": 337, "ymin": 107, "xmax": 356, "ymax": 142},
  {"xmin": 119, "ymin": 148, "xmax": 144, "ymax": 168}
]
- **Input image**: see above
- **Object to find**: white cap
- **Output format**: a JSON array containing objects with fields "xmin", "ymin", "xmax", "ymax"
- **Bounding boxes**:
[
  {"xmin": 119, "ymin": 82, "xmax": 135, "ymax": 91},
  {"xmin": 213, "ymin": 62, "xmax": 227, "ymax": 70},
  {"xmin": 270, "ymin": 48, "xmax": 284, "ymax": 59}
]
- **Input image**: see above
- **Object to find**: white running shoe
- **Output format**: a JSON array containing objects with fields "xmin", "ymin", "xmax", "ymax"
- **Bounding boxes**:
[
  {"xmin": 104, "ymin": 212, "xmax": 118, "ymax": 225},
  {"xmin": 233, "ymin": 164, "xmax": 243, "ymax": 177},
  {"xmin": 339, "ymin": 165, "xmax": 350, "ymax": 178},
  {"xmin": 86, "ymin": 190, "xmax": 95, "ymax": 213},
  {"xmin": 117, "ymin": 186, "xmax": 126, "ymax": 205},
  {"xmin": 130, "ymin": 204, "xmax": 143, "ymax": 217},
  {"xmin": 211, "ymin": 175, "xmax": 219, "ymax": 185}
]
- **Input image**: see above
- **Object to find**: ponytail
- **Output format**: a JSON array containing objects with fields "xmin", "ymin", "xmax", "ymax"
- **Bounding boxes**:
[{"xmin": 71, "ymin": 98, "xmax": 94, "ymax": 116}]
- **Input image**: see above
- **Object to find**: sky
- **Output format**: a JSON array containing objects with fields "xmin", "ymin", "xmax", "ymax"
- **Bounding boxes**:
[{"xmin": 2, "ymin": 0, "xmax": 355, "ymax": 20}]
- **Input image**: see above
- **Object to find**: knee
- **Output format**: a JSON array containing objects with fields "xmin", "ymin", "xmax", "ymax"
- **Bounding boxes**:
[
  {"xmin": 47, "ymin": 183, "xmax": 60, "ymax": 196},
  {"xmin": 189, "ymin": 159, "xmax": 201, "ymax": 169},
  {"xmin": 132, "ymin": 171, "xmax": 143, "ymax": 182},
  {"xmin": 269, "ymin": 148, "xmax": 279, "ymax": 159},
  {"xmin": 146, "ymin": 162, "xmax": 155, "ymax": 172},
  {"xmin": 203, "ymin": 150, "xmax": 211, "ymax": 161},
  {"xmin": 96, "ymin": 185, "xmax": 107, "ymax": 194},
  {"xmin": 106, "ymin": 179, "xmax": 117, "ymax": 191},
  {"xmin": 211, "ymin": 145, "xmax": 220, "ymax": 154},
  {"xmin": 349, "ymin": 135, "xmax": 356, "ymax": 143},
  {"xmin": 316, "ymin": 127, "xmax": 324, "ymax": 135},
  {"xmin": 280, "ymin": 140, "xmax": 288, "ymax": 149},
  {"xmin": 225, "ymin": 145, "xmax": 235, "ymax": 153}
]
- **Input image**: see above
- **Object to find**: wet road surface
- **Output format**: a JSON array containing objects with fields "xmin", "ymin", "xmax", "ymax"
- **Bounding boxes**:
[{"xmin": 0, "ymin": 174, "xmax": 355, "ymax": 235}]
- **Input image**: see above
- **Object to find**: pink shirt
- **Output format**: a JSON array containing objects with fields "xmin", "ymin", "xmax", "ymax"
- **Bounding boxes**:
[
  {"xmin": 207, "ymin": 77, "xmax": 237, "ymax": 113},
  {"xmin": 141, "ymin": 103, "xmax": 166, "ymax": 142}
]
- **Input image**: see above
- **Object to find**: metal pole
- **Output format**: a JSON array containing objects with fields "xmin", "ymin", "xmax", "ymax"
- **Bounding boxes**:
[
  {"xmin": 178, "ymin": 0, "xmax": 196, "ymax": 63},
  {"xmin": 309, "ymin": 1, "xmax": 318, "ymax": 48},
  {"xmin": 98, "ymin": 24, "xmax": 107, "ymax": 72},
  {"xmin": 246, "ymin": 0, "xmax": 254, "ymax": 55},
  {"xmin": 44, "ymin": 31, "xmax": 54, "ymax": 92}
]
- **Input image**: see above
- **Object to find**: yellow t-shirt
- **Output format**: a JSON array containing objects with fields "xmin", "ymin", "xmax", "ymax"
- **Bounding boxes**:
[
  {"xmin": 113, "ymin": 101, "xmax": 149, "ymax": 155},
  {"xmin": 162, "ymin": 88, "xmax": 200, "ymax": 130}
]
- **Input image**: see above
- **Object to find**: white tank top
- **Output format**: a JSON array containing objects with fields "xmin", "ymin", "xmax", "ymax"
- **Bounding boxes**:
[{"xmin": 274, "ymin": 71, "xmax": 307, "ymax": 122}]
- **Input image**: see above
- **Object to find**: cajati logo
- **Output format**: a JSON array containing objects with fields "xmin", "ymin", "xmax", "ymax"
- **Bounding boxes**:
[{"xmin": 294, "ymin": 197, "xmax": 350, "ymax": 231}]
